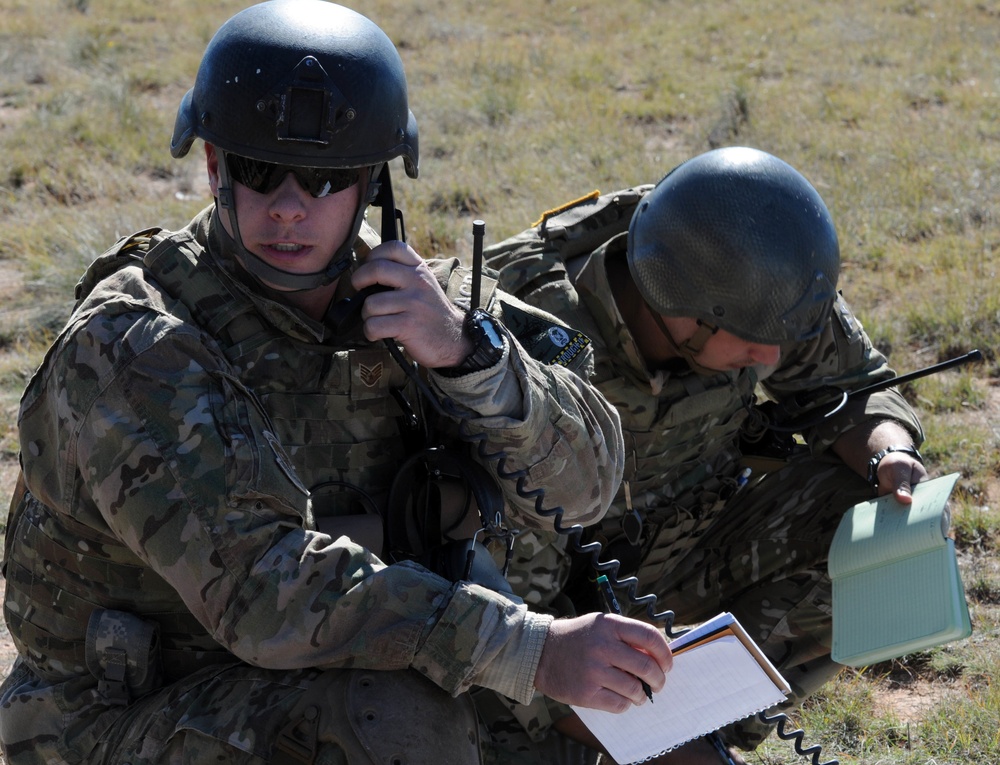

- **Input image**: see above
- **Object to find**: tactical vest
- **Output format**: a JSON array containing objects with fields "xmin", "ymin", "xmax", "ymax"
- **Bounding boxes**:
[
  {"xmin": 139, "ymin": 227, "xmax": 417, "ymax": 510},
  {"xmin": 597, "ymin": 355, "xmax": 758, "ymax": 586},
  {"xmin": 4, "ymin": 225, "xmax": 495, "ymax": 686}
]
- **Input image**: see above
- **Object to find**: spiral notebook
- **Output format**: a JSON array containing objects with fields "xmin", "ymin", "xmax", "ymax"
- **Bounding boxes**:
[{"xmin": 571, "ymin": 612, "xmax": 790, "ymax": 764}]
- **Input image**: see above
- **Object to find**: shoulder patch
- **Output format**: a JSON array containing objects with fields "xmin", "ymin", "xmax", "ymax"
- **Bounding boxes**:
[{"xmin": 500, "ymin": 300, "xmax": 591, "ymax": 367}]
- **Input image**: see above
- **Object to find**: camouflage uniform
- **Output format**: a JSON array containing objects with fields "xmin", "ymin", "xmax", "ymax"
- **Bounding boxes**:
[
  {"xmin": 0, "ymin": 206, "xmax": 624, "ymax": 764},
  {"xmin": 483, "ymin": 223, "xmax": 924, "ymax": 754}
]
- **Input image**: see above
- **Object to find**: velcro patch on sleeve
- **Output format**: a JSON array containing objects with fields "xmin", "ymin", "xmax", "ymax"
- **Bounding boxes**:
[{"xmin": 499, "ymin": 300, "xmax": 591, "ymax": 367}]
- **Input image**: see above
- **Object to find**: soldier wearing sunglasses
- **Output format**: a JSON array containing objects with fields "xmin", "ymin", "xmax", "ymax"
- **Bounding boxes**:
[{"xmin": 0, "ymin": 2, "xmax": 672, "ymax": 764}]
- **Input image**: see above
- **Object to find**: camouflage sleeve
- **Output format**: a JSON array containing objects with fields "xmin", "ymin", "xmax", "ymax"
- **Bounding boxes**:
[
  {"xmin": 428, "ymin": 288, "xmax": 624, "ymax": 532},
  {"xmin": 468, "ymin": 610, "xmax": 553, "ymax": 703},
  {"xmin": 761, "ymin": 294, "xmax": 925, "ymax": 454},
  {"xmin": 27, "ymin": 305, "xmax": 545, "ymax": 698}
]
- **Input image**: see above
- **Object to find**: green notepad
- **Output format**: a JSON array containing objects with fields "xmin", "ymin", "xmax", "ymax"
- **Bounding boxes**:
[{"xmin": 830, "ymin": 472, "xmax": 972, "ymax": 667}]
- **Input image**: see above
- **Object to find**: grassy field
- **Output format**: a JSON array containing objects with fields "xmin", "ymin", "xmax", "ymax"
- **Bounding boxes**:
[{"xmin": 1, "ymin": 0, "xmax": 999, "ymax": 763}]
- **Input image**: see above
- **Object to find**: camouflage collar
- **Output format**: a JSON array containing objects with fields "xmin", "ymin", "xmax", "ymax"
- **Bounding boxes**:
[{"xmin": 572, "ymin": 234, "xmax": 657, "ymax": 385}]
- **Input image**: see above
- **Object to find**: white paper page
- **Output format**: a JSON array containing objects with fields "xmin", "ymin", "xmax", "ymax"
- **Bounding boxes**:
[{"xmin": 572, "ymin": 634, "xmax": 788, "ymax": 764}]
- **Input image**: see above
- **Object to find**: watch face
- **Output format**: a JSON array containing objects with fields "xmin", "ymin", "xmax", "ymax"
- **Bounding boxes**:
[
  {"xmin": 437, "ymin": 308, "xmax": 505, "ymax": 376},
  {"xmin": 480, "ymin": 315, "xmax": 504, "ymax": 350}
]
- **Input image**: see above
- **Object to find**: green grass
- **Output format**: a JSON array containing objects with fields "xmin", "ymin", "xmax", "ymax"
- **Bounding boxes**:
[{"xmin": 2, "ymin": 0, "xmax": 1000, "ymax": 763}]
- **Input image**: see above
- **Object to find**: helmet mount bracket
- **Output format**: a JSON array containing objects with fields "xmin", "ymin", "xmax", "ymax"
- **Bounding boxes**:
[{"xmin": 262, "ymin": 56, "xmax": 356, "ymax": 145}]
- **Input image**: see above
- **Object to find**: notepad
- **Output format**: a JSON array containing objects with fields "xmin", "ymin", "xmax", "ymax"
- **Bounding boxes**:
[
  {"xmin": 830, "ymin": 472, "xmax": 972, "ymax": 667},
  {"xmin": 571, "ymin": 612, "xmax": 790, "ymax": 764}
]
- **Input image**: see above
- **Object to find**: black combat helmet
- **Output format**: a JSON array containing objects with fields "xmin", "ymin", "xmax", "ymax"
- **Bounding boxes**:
[
  {"xmin": 171, "ymin": 0, "xmax": 417, "ymax": 174},
  {"xmin": 627, "ymin": 147, "xmax": 840, "ymax": 346},
  {"xmin": 170, "ymin": 0, "xmax": 419, "ymax": 291}
]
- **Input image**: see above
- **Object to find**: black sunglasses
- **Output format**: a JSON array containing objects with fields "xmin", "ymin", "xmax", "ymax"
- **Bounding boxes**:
[{"xmin": 224, "ymin": 153, "xmax": 361, "ymax": 198}]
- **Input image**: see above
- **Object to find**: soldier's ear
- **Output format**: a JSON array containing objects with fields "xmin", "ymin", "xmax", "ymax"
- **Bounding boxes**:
[{"xmin": 205, "ymin": 144, "xmax": 220, "ymax": 197}]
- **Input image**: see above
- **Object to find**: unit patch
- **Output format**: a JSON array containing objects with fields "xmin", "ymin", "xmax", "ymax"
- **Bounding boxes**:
[{"xmin": 499, "ymin": 300, "xmax": 591, "ymax": 368}]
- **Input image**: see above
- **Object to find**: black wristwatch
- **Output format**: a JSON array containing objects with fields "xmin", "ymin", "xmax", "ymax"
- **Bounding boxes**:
[
  {"xmin": 866, "ymin": 444, "xmax": 923, "ymax": 489},
  {"xmin": 436, "ymin": 308, "xmax": 506, "ymax": 377}
]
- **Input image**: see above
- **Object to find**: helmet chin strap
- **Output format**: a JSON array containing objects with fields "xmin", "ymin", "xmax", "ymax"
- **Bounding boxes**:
[
  {"xmin": 215, "ymin": 152, "xmax": 389, "ymax": 292},
  {"xmin": 646, "ymin": 304, "xmax": 721, "ymax": 377}
]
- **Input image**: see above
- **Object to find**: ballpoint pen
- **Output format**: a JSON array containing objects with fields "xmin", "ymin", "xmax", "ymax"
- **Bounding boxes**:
[
  {"xmin": 708, "ymin": 731, "xmax": 738, "ymax": 765},
  {"xmin": 595, "ymin": 574, "xmax": 654, "ymax": 703}
]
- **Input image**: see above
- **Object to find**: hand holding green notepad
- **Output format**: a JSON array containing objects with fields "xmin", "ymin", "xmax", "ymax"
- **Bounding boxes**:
[{"xmin": 830, "ymin": 472, "xmax": 972, "ymax": 666}]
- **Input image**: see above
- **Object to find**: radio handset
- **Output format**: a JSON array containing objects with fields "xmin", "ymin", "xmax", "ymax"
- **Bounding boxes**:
[{"xmin": 327, "ymin": 165, "xmax": 405, "ymax": 335}]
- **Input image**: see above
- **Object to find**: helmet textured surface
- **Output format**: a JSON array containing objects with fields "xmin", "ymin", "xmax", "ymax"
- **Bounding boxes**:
[{"xmin": 627, "ymin": 147, "xmax": 839, "ymax": 344}]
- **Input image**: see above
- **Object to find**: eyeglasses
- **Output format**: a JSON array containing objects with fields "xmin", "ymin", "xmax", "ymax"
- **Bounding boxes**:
[{"xmin": 224, "ymin": 153, "xmax": 361, "ymax": 199}]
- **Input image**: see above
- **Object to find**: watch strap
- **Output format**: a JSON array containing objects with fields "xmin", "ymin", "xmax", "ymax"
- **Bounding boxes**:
[
  {"xmin": 866, "ymin": 444, "xmax": 923, "ymax": 489},
  {"xmin": 436, "ymin": 309, "xmax": 506, "ymax": 377}
]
